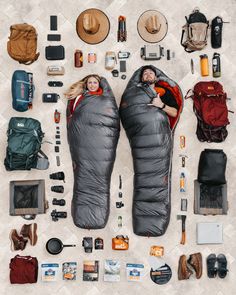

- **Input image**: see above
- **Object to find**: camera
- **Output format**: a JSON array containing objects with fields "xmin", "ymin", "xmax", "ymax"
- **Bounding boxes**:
[
  {"xmin": 51, "ymin": 209, "xmax": 67, "ymax": 221},
  {"xmin": 82, "ymin": 237, "xmax": 93, "ymax": 253},
  {"xmin": 116, "ymin": 201, "xmax": 124, "ymax": 208},
  {"xmin": 118, "ymin": 51, "xmax": 130, "ymax": 59}
]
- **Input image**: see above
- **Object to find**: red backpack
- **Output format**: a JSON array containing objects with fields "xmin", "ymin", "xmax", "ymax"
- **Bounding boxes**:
[{"xmin": 186, "ymin": 81, "xmax": 230, "ymax": 142}]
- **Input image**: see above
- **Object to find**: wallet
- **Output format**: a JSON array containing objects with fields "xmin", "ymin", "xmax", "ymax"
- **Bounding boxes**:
[
  {"xmin": 42, "ymin": 93, "xmax": 60, "ymax": 103},
  {"xmin": 47, "ymin": 65, "xmax": 65, "ymax": 75},
  {"xmin": 45, "ymin": 45, "xmax": 65, "ymax": 60}
]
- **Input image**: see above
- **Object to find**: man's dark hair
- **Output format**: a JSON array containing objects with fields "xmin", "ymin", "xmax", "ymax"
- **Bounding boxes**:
[{"xmin": 140, "ymin": 65, "xmax": 156, "ymax": 81}]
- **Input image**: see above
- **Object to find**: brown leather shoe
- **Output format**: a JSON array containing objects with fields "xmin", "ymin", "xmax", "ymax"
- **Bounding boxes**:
[
  {"xmin": 178, "ymin": 255, "xmax": 193, "ymax": 280},
  {"xmin": 20, "ymin": 223, "xmax": 38, "ymax": 246},
  {"xmin": 188, "ymin": 252, "xmax": 202, "ymax": 279},
  {"xmin": 10, "ymin": 229, "xmax": 28, "ymax": 251}
]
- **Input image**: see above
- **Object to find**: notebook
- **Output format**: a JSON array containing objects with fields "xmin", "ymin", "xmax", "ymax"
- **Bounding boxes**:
[{"xmin": 197, "ymin": 222, "xmax": 223, "ymax": 244}]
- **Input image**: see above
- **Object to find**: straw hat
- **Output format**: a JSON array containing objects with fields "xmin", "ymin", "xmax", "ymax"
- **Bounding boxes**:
[
  {"xmin": 137, "ymin": 10, "xmax": 168, "ymax": 43},
  {"xmin": 76, "ymin": 8, "xmax": 110, "ymax": 45}
]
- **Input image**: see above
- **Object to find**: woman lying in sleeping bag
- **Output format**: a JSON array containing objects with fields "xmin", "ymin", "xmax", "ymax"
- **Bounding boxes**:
[
  {"xmin": 65, "ymin": 75, "xmax": 120, "ymax": 229},
  {"xmin": 119, "ymin": 66, "xmax": 183, "ymax": 237}
]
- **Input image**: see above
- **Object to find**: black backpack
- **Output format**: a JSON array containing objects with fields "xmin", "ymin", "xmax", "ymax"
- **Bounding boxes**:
[{"xmin": 4, "ymin": 117, "xmax": 49, "ymax": 171}]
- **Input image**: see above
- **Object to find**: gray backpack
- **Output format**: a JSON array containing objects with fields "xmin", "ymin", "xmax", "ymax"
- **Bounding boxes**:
[{"xmin": 181, "ymin": 8, "xmax": 209, "ymax": 52}]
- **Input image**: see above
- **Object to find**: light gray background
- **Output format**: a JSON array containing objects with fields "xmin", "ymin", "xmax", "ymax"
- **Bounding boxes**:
[{"xmin": 0, "ymin": 0, "xmax": 236, "ymax": 294}]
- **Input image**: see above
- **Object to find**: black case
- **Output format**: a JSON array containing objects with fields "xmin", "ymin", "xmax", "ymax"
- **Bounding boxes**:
[
  {"xmin": 50, "ymin": 15, "xmax": 58, "ymax": 30},
  {"xmin": 47, "ymin": 34, "xmax": 61, "ymax": 41},
  {"xmin": 211, "ymin": 16, "xmax": 223, "ymax": 48},
  {"xmin": 45, "ymin": 45, "xmax": 65, "ymax": 60},
  {"xmin": 42, "ymin": 93, "xmax": 60, "ymax": 103}
]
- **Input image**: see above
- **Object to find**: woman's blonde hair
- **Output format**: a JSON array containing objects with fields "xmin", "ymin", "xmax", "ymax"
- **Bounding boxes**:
[{"xmin": 64, "ymin": 74, "xmax": 101, "ymax": 100}]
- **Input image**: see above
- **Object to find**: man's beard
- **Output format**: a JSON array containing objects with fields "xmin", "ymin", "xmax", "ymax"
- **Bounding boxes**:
[{"xmin": 143, "ymin": 78, "xmax": 157, "ymax": 85}]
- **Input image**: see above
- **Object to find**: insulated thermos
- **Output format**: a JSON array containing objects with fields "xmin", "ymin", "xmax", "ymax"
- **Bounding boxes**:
[
  {"xmin": 212, "ymin": 53, "xmax": 221, "ymax": 78},
  {"xmin": 200, "ymin": 54, "xmax": 209, "ymax": 76},
  {"xmin": 74, "ymin": 50, "xmax": 83, "ymax": 67}
]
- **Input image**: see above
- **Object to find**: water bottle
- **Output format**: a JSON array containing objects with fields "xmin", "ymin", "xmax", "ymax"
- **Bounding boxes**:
[
  {"xmin": 180, "ymin": 172, "xmax": 186, "ymax": 192},
  {"xmin": 74, "ymin": 50, "xmax": 83, "ymax": 68},
  {"xmin": 212, "ymin": 53, "xmax": 221, "ymax": 78},
  {"xmin": 200, "ymin": 54, "xmax": 209, "ymax": 76}
]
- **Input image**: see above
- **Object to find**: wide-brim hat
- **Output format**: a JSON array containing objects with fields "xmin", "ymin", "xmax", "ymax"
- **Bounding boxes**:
[
  {"xmin": 76, "ymin": 8, "xmax": 110, "ymax": 45},
  {"xmin": 137, "ymin": 10, "xmax": 168, "ymax": 43}
]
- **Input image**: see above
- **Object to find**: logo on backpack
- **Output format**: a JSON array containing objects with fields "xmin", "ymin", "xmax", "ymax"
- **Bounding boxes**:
[
  {"xmin": 17, "ymin": 123, "xmax": 24, "ymax": 127},
  {"xmin": 181, "ymin": 8, "xmax": 209, "ymax": 53}
]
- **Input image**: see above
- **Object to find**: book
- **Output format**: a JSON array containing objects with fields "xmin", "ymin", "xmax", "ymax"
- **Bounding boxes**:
[
  {"xmin": 41, "ymin": 263, "xmax": 59, "ymax": 282},
  {"xmin": 62, "ymin": 262, "xmax": 77, "ymax": 281},
  {"xmin": 83, "ymin": 260, "xmax": 99, "ymax": 281},
  {"xmin": 126, "ymin": 263, "xmax": 144, "ymax": 282},
  {"xmin": 104, "ymin": 260, "xmax": 120, "ymax": 282}
]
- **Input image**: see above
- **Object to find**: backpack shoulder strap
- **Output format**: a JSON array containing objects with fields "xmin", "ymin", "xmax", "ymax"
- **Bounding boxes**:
[{"xmin": 36, "ymin": 150, "xmax": 49, "ymax": 170}]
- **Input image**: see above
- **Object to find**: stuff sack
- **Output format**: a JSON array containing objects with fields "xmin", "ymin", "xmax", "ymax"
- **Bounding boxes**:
[
  {"xmin": 4, "ymin": 117, "xmax": 49, "ymax": 171},
  {"xmin": 181, "ymin": 8, "xmax": 209, "ymax": 52},
  {"xmin": 198, "ymin": 149, "xmax": 227, "ymax": 185},
  {"xmin": 194, "ymin": 149, "xmax": 228, "ymax": 215},
  {"xmin": 186, "ymin": 81, "xmax": 229, "ymax": 142},
  {"xmin": 7, "ymin": 23, "xmax": 40, "ymax": 65},
  {"xmin": 211, "ymin": 16, "xmax": 223, "ymax": 48},
  {"xmin": 12, "ymin": 70, "xmax": 34, "ymax": 112}
]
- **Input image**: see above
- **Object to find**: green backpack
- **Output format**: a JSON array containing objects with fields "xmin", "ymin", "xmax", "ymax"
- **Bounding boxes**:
[{"xmin": 4, "ymin": 117, "xmax": 49, "ymax": 171}]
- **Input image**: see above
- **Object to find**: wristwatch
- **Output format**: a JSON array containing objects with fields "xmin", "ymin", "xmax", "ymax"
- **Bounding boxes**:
[{"xmin": 160, "ymin": 103, "xmax": 166, "ymax": 110}]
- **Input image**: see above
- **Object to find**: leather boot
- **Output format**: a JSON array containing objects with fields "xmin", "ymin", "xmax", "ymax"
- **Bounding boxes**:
[
  {"xmin": 188, "ymin": 252, "xmax": 203, "ymax": 279},
  {"xmin": 178, "ymin": 254, "xmax": 193, "ymax": 280},
  {"xmin": 10, "ymin": 229, "xmax": 28, "ymax": 251},
  {"xmin": 20, "ymin": 223, "xmax": 38, "ymax": 246}
]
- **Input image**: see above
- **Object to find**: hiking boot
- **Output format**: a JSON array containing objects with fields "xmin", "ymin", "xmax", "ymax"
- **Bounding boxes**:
[
  {"xmin": 188, "ymin": 252, "xmax": 203, "ymax": 279},
  {"xmin": 178, "ymin": 255, "xmax": 193, "ymax": 280},
  {"xmin": 20, "ymin": 223, "xmax": 38, "ymax": 246},
  {"xmin": 10, "ymin": 229, "xmax": 28, "ymax": 251}
]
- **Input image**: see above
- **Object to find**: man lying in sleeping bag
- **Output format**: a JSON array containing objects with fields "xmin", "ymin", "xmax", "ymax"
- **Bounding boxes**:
[
  {"xmin": 119, "ymin": 65, "xmax": 183, "ymax": 237},
  {"xmin": 142, "ymin": 66, "xmax": 179, "ymax": 117}
]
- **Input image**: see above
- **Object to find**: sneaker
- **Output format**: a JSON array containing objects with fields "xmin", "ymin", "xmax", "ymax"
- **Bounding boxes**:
[
  {"xmin": 10, "ymin": 229, "xmax": 28, "ymax": 251},
  {"xmin": 20, "ymin": 223, "xmax": 38, "ymax": 246}
]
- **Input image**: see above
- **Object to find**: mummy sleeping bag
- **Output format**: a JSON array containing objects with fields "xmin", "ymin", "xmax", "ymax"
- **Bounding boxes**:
[
  {"xmin": 119, "ymin": 66, "xmax": 183, "ymax": 236},
  {"xmin": 67, "ymin": 78, "xmax": 120, "ymax": 229}
]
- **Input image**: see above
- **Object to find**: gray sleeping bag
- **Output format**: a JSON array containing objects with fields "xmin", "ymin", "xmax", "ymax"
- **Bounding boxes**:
[
  {"xmin": 67, "ymin": 78, "xmax": 120, "ymax": 229},
  {"xmin": 119, "ymin": 66, "xmax": 182, "ymax": 236}
]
